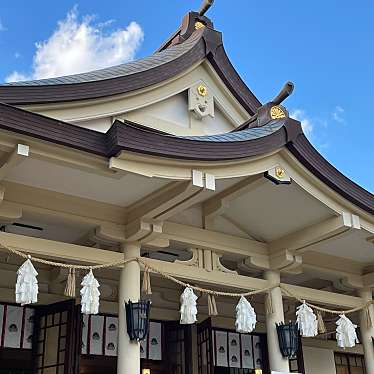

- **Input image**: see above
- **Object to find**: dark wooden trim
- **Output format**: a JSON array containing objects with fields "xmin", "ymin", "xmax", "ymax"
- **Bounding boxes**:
[
  {"xmin": 287, "ymin": 134, "xmax": 374, "ymax": 215},
  {"xmin": 0, "ymin": 102, "xmax": 372, "ymax": 215},
  {"xmin": 0, "ymin": 14, "xmax": 260, "ymax": 115}
]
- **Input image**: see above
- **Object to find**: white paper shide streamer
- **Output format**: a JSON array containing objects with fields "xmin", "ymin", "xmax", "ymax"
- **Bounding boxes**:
[
  {"xmin": 80, "ymin": 269, "xmax": 100, "ymax": 315},
  {"xmin": 336, "ymin": 314, "xmax": 359, "ymax": 348},
  {"xmin": 180, "ymin": 287, "xmax": 198, "ymax": 324},
  {"xmin": 296, "ymin": 301, "xmax": 318, "ymax": 337},
  {"xmin": 16, "ymin": 256, "xmax": 38, "ymax": 305},
  {"xmin": 235, "ymin": 296, "xmax": 257, "ymax": 333}
]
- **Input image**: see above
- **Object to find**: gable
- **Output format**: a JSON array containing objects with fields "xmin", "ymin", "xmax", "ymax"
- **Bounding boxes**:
[{"xmin": 24, "ymin": 61, "xmax": 250, "ymax": 136}]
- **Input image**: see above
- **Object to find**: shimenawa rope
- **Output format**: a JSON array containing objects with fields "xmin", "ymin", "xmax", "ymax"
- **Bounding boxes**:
[{"xmin": 2, "ymin": 243, "xmax": 372, "ymax": 315}]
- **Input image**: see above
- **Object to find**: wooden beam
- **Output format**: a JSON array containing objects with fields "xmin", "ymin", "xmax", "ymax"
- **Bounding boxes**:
[
  {"xmin": 0, "ymin": 231, "xmax": 123, "ymax": 265},
  {"xmin": 162, "ymin": 221, "xmax": 268, "ymax": 257},
  {"xmin": 126, "ymin": 173, "xmax": 213, "ymax": 224},
  {"xmin": 281, "ymin": 283, "xmax": 361, "ymax": 309},
  {"xmin": 269, "ymin": 213, "xmax": 361, "ymax": 254},
  {"xmin": 3, "ymin": 181, "xmax": 126, "ymax": 225},
  {"xmin": 203, "ymin": 174, "xmax": 265, "ymax": 221},
  {"xmin": 0, "ymin": 201, "xmax": 22, "ymax": 223},
  {"xmin": 0, "ymin": 232, "xmax": 362, "ymax": 308},
  {"xmin": 0, "ymin": 144, "xmax": 29, "ymax": 181}
]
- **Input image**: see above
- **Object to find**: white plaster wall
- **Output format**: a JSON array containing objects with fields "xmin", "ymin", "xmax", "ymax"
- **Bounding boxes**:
[
  {"xmin": 303, "ymin": 346, "xmax": 336, "ymax": 374},
  {"xmin": 124, "ymin": 92, "xmax": 235, "ymax": 135},
  {"xmin": 201, "ymin": 104, "xmax": 234, "ymax": 135},
  {"xmin": 124, "ymin": 92, "xmax": 190, "ymax": 132}
]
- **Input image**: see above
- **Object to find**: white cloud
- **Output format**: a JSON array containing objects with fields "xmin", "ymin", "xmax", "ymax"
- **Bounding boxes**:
[
  {"xmin": 5, "ymin": 7, "xmax": 144, "ymax": 82},
  {"xmin": 6, "ymin": 71, "xmax": 29, "ymax": 82},
  {"xmin": 0, "ymin": 19, "xmax": 6, "ymax": 31},
  {"xmin": 290, "ymin": 109, "xmax": 313, "ymax": 138},
  {"xmin": 332, "ymin": 105, "xmax": 345, "ymax": 123}
]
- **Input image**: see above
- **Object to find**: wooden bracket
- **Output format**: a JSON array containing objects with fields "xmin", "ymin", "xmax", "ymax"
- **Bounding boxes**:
[
  {"xmin": 176, "ymin": 247, "xmax": 237, "ymax": 274},
  {"xmin": 240, "ymin": 250, "xmax": 302, "ymax": 274}
]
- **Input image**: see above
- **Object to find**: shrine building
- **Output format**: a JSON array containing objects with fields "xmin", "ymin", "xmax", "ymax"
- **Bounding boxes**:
[{"xmin": 0, "ymin": 2, "xmax": 373, "ymax": 374}]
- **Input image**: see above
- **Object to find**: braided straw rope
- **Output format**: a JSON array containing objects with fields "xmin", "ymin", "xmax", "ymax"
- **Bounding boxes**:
[
  {"xmin": 1, "ymin": 244, "xmax": 128, "ymax": 270},
  {"xmin": 2, "ymin": 243, "xmax": 372, "ymax": 314},
  {"xmin": 136, "ymin": 257, "xmax": 276, "ymax": 297},
  {"xmin": 280, "ymin": 285, "xmax": 371, "ymax": 315}
]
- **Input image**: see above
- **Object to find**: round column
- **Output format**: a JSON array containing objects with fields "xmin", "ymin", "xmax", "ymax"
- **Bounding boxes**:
[
  {"xmin": 117, "ymin": 242, "xmax": 141, "ymax": 374},
  {"xmin": 359, "ymin": 288, "xmax": 374, "ymax": 374},
  {"xmin": 264, "ymin": 270, "xmax": 290, "ymax": 373}
]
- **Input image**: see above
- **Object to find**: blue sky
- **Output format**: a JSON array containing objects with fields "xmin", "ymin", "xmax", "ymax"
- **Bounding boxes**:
[{"xmin": 0, "ymin": 1, "xmax": 373, "ymax": 192}]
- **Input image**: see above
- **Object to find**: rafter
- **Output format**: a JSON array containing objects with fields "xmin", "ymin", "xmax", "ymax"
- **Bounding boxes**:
[
  {"xmin": 202, "ymin": 174, "xmax": 266, "ymax": 225},
  {"xmin": 126, "ymin": 170, "xmax": 215, "ymax": 224},
  {"xmin": 269, "ymin": 212, "xmax": 361, "ymax": 254}
]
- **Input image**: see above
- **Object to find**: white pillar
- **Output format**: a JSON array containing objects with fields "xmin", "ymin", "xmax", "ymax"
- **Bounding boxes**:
[
  {"xmin": 117, "ymin": 242, "xmax": 141, "ymax": 374},
  {"xmin": 264, "ymin": 270, "xmax": 290, "ymax": 373},
  {"xmin": 359, "ymin": 288, "xmax": 374, "ymax": 374}
]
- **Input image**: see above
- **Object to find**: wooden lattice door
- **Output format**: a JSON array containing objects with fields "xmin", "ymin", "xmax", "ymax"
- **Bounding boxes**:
[
  {"xmin": 197, "ymin": 318, "xmax": 213, "ymax": 374},
  {"xmin": 32, "ymin": 300, "xmax": 81, "ymax": 374},
  {"xmin": 165, "ymin": 321, "xmax": 192, "ymax": 374}
]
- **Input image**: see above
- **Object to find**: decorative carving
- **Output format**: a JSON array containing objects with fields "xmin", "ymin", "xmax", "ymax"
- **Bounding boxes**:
[
  {"xmin": 265, "ymin": 165, "xmax": 291, "ymax": 185},
  {"xmin": 270, "ymin": 105, "xmax": 286, "ymax": 119},
  {"xmin": 212, "ymin": 252, "xmax": 237, "ymax": 274},
  {"xmin": 275, "ymin": 167, "xmax": 286, "ymax": 179},
  {"xmin": 197, "ymin": 84, "xmax": 207, "ymax": 96},
  {"xmin": 175, "ymin": 248, "xmax": 201, "ymax": 267},
  {"xmin": 175, "ymin": 247, "xmax": 237, "ymax": 274},
  {"xmin": 188, "ymin": 81, "xmax": 214, "ymax": 120},
  {"xmin": 194, "ymin": 21, "xmax": 205, "ymax": 30}
]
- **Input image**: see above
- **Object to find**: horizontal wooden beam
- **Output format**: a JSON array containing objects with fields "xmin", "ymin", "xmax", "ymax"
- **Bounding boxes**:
[
  {"xmin": 0, "ymin": 232, "xmax": 362, "ymax": 308},
  {"xmin": 145, "ymin": 257, "xmax": 267, "ymax": 292},
  {"xmin": 281, "ymin": 283, "xmax": 361, "ymax": 309},
  {"xmin": 162, "ymin": 221, "xmax": 267, "ymax": 257},
  {"xmin": 0, "ymin": 231, "xmax": 123, "ymax": 265}
]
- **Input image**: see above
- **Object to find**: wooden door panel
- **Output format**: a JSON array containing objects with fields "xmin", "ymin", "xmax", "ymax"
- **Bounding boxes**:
[{"xmin": 32, "ymin": 300, "xmax": 80, "ymax": 374}]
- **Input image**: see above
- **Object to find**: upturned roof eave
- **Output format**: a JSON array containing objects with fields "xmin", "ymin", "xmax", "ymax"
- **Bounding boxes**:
[
  {"xmin": 0, "ymin": 12, "xmax": 261, "ymax": 114},
  {"xmin": 0, "ymin": 101, "xmax": 372, "ymax": 215}
]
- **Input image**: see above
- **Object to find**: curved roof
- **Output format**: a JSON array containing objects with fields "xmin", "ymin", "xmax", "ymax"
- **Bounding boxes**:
[
  {"xmin": 4, "ymin": 31, "xmax": 203, "ymax": 86},
  {"xmin": 0, "ymin": 11, "xmax": 372, "ymax": 216},
  {"xmin": 0, "ymin": 102, "xmax": 372, "ymax": 214},
  {"xmin": 0, "ymin": 12, "xmax": 261, "ymax": 114}
]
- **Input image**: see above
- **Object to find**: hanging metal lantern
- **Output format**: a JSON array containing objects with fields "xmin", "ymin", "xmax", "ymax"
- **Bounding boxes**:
[
  {"xmin": 276, "ymin": 321, "xmax": 299, "ymax": 358},
  {"xmin": 125, "ymin": 299, "xmax": 151, "ymax": 341}
]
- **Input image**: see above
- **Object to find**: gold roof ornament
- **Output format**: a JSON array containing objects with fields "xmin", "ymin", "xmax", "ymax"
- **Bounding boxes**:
[
  {"xmin": 195, "ymin": 21, "xmax": 205, "ymax": 30},
  {"xmin": 197, "ymin": 84, "xmax": 208, "ymax": 96},
  {"xmin": 265, "ymin": 166, "xmax": 291, "ymax": 185},
  {"xmin": 270, "ymin": 106, "xmax": 286, "ymax": 120},
  {"xmin": 275, "ymin": 167, "xmax": 286, "ymax": 179}
]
